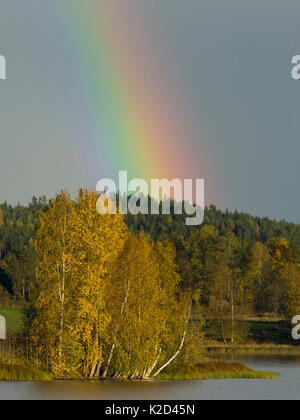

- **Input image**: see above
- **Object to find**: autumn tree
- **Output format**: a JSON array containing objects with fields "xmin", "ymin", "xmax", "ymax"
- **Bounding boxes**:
[
  {"xmin": 32, "ymin": 190, "xmax": 127, "ymax": 377},
  {"xmin": 67, "ymin": 190, "xmax": 127, "ymax": 378},
  {"xmin": 103, "ymin": 233, "xmax": 191, "ymax": 379},
  {"xmin": 267, "ymin": 238, "xmax": 300, "ymax": 316},
  {"xmin": 31, "ymin": 191, "xmax": 74, "ymax": 375}
]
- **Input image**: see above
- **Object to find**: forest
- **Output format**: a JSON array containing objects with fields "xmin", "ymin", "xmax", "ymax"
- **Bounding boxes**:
[{"xmin": 0, "ymin": 191, "xmax": 299, "ymax": 378}]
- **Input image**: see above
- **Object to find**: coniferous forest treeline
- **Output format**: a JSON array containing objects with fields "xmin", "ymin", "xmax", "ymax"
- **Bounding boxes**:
[{"xmin": 0, "ymin": 192, "xmax": 299, "ymax": 378}]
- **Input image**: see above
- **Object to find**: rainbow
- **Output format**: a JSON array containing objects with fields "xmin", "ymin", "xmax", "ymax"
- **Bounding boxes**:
[{"xmin": 46, "ymin": 0, "xmax": 210, "ymax": 186}]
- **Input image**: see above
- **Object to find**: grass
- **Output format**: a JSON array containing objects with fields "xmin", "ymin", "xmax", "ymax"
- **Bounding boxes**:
[
  {"xmin": 0, "ymin": 307, "xmax": 23, "ymax": 334},
  {"xmin": 157, "ymin": 362, "xmax": 280, "ymax": 380},
  {"xmin": 0, "ymin": 363, "xmax": 52, "ymax": 381},
  {"xmin": 202, "ymin": 343, "xmax": 300, "ymax": 356}
]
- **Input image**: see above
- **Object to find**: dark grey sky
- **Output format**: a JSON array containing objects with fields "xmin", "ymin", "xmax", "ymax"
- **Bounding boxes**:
[{"xmin": 0, "ymin": 0, "xmax": 300, "ymax": 222}]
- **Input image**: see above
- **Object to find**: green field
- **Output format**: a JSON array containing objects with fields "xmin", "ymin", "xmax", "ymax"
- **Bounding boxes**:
[{"xmin": 0, "ymin": 308, "xmax": 23, "ymax": 334}]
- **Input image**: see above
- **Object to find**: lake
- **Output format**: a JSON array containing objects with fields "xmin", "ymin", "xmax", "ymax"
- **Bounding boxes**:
[{"xmin": 0, "ymin": 355, "xmax": 299, "ymax": 400}]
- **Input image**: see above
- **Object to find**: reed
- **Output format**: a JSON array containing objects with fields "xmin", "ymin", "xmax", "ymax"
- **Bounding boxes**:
[{"xmin": 0, "ymin": 363, "xmax": 52, "ymax": 381}]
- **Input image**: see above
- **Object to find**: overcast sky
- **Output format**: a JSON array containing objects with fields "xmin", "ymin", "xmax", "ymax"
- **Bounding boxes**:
[{"xmin": 0, "ymin": 0, "xmax": 300, "ymax": 222}]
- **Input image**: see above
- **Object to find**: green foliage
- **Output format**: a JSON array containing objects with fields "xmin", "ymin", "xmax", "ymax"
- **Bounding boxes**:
[
  {"xmin": 0, "ymin": 197, "xmax": 47, "ymax": 300},
  {"xmin": 126, "ymin": 204, "xmax": 300, "ymax": 245},
  {"xmin": 0, "ymin": 307, "xmax": 23, "ymax": 333}
]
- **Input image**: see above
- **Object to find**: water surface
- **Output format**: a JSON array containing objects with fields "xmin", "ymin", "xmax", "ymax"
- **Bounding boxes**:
[{"xmin": 0, "ymin": 355, "xmax": 299, "ymax": 400}]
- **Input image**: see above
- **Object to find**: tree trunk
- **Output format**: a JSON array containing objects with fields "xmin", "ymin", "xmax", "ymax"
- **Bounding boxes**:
[
  {"xmin": 152, "ymin": 328, "xmax": 187, "ymax": 377},
  {"xmin": 102, "ymin": 279, "xmax": 131, "ymax": 378},
  {"xmin": 95, "ymin": 362, "xmax": 101, "ymax": 378},
  {"xmin": 58, "ymin": 253, "xmax": 65, "ymax": 363},
  {"xmin": 152, "ymin": 301, "xmax": 191, "ymax": 377},
  {"xmin": 89, "ymin": 362, "xmax": 97, "ymax": 379},
  {"xmin": 58, "ymin": 212, "xmax": 67, "ymax": 365},
  {"xmin": 89, "ymin": 333, "xmax": 99, "ymax": 378}
]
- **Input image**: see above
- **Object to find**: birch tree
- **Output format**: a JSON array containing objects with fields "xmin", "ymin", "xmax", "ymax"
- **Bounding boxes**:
[
  {"xmin": 103, "ymin": 234, "xmax": 191, "ymax": 379},
  {"xmin": 32, "ymin": 191, "xmax": 73, "ymax": 375},
  {"xmin": 68, "ymin": 190, "xmax": 127, "ymax": 378}
]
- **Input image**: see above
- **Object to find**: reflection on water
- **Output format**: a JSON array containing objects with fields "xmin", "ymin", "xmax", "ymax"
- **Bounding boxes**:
[{"xmin": 0, "ymin": 354, "xmax": 299, "ymax": 400}]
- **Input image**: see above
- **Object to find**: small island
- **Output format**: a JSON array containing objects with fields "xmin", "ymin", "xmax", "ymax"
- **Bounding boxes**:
[{"xmin": 0, "ymin": 195, "xmax": 298, "ymax": 382}]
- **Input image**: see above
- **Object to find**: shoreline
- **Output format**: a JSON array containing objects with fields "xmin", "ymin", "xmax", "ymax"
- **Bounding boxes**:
[
  {"xmin": 0, "ymin": 360, "xmax": 280, "ymax": 382},
  {"xmin": 201, "ymin": 344, "xmax": 300, "ymax": 355}
]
